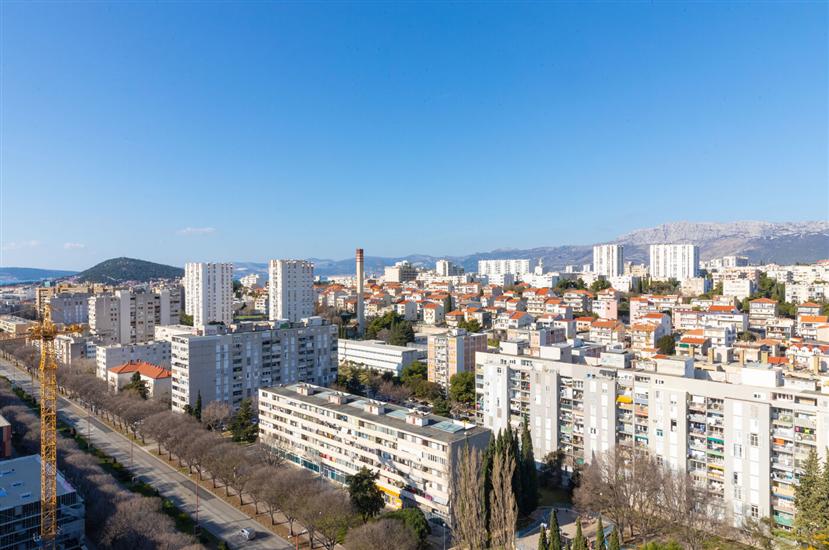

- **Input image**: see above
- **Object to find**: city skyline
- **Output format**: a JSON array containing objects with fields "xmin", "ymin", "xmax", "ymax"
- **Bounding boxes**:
[{"xmin": 1, "ymin": 2, "xmax": 827, "ymax": 269}]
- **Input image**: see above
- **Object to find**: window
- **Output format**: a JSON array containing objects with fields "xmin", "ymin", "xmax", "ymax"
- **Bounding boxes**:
[
  {"xmin": 670, "ymin": 419, "xmax": 677, "ymax": 432},
  {"xmin": 750, "ymin": 434, "xmax": 759, "ymax": 447},
  {"xmin": 750, "ymin": 505, "xmax": 759, "ymax": 519},
  {"xmin": 733, "ymin": 444, "xmax": 743, "ymax": 458}
]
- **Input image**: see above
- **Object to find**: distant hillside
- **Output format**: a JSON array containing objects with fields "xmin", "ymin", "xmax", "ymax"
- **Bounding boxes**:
[
  {"xmin": 0, "ymin": 267, "xmax": 77, "ymax": 285},
  {"xmin": 234, "ymin": 220, "xmax": 829, "ymax": 277},
  {"xmin": 76, "ymin": 257, "xmax": 183, "ymax": 283}
]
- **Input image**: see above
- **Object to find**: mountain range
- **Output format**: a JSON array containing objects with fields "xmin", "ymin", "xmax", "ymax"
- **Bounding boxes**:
[
  {"xmin": 234, "ymin": 220, "xmax": 829, "ymax": 278},
  {"xmin": 2, "ymin": 221, "xmax": 827, "ymax": 284}
]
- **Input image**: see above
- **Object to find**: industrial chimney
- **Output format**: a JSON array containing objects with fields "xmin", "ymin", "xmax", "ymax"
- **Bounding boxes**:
[{"xmin": 356, "ymin": 248, "xmax": 365, "ymax": 335}]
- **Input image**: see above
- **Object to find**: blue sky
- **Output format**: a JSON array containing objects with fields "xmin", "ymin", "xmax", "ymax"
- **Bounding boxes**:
[{"xmin": 1, "ymin": 2, "xmax": 826, "ymax": 270}]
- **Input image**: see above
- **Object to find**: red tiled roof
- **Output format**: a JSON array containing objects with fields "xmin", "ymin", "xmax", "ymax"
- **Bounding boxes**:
[{"xmin": 109, "ymin": 361, "xmax": 171, "ymax": 380}]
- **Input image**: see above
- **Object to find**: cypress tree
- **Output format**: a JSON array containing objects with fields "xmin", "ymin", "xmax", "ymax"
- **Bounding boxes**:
[
  {"xmin": 608, "ymin": 526, "xmax": 620, "ymax": 550},
  {"xmin": 482, "ymin": 434, "xmax": 496, "ymax": 533},
  {"xmin": 795, "ymin": 448, "xmax": 824, "ymax": 545},
  {"xmin": 520, "ymin": 418, "xmax": 539, "ymax": 516},
  {"xmin": 548, "ymin": 509, "xmax": 562, "ymax": 550},
  {"xmin": 595, "ymin": 516, "xmax": 605, "ymax": 550},
  {"xmin": 537, "ymin": 525, "xmax": 548, "ymax": 550},
  {"xmin": 572, "ymin": 518, "xmax": 586, "ymax": 550},
  {"xmin": 194, "ymin": 390, "xmax": 202, "ymax": 422}
]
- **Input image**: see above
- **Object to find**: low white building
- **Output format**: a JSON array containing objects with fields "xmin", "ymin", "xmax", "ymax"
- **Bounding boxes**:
[
  {"xmin": 107, "ymin": 361, "xmax": 172, "ymax": 399},
  {"xmin": 258, "ymin": 384, "xmax": 490, "ymax": 524},
  {"xmin": 95, "ymin": 340, "xmax": 172, "ymax": 380},
  {"xmin": 338, "ymin": 339, "xmax": 420, "ymax": 376}
]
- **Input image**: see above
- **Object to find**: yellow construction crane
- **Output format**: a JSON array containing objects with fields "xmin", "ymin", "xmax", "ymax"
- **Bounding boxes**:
[{"xmin": 28, "ymin": 305, "xmax": 81, "ymax": 548}]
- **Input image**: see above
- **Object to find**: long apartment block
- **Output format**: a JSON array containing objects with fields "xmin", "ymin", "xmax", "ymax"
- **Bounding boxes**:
[
  {"xmin": 258, "ymin": 384, "xmax": 490, "ymax": 524},
  {"xmin": 475, "ymin": 345, "xmax": 829, "ymax": 531},
  {"xmin": 170, "ymin": 318, "xmax": 337, "ymax": 413}
]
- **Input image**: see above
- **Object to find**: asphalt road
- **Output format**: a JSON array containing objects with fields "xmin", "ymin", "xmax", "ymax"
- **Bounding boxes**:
[{"xmin": 0, "ymin": 358, "xmax": 292, "ymax": 550}]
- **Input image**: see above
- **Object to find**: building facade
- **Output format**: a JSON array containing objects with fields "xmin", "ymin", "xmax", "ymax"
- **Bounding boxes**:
[
  {"xmin": 477, "ymin": 259, "xmax": 536, "ymax": 278},
  {"xmin": 258, "ymin": 384, "xmax": 490, "ymax": 524},
  {"xmin": 170, "ymin": 318, "xmax": 337, "ymax": 413},
  {"xmin": 88, "ymin": 288, "xmax": 180, "ymax": 345},
  {"xmin": 427, "ymin": 328, "xmax": 488, "ymax": 388},
  {"xmin": 184, "ymin": 262, "xmax": 233, "ymax": 327},
  {"xmin": 338, "ymin": 339, "xmax": 420, "ymax": 376},
  {"xmin": 649, "ymin": 244, "xmax": 700, "ymax": 281},
  {"xmin": 593, "ymin": 244, "xmax": 624, "ymax": 278},
  {"xmin": 268, "ymin": 259, "xmax": 314, "ymax": 322},
  {"xmin": 475, "ymin": 347, "xmax": 829, "ymax": 532}
]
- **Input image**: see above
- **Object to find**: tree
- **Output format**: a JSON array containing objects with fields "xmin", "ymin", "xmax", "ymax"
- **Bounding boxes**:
[
  {"xmin": 489, "ymin": 444, "xmax": 518, "ymax": 549},
  {"xmin": 571, "ymin": 518, "xmax": 586, "ymax": 550},
  {"xmin": 451, "ymin": 445, "xmax": 487, "ymax": 550},
  {"xmin": 229, "ymin": 399, "xmax": 258, "ymax": 443},
  {"xmin": 548, "ymin": 509, "xmax": 562, "ymax": 550},
  {"xmin": 201, "ymin": 401, "xmax": 231, "ymax": 431},
  {"xmin": 401, "ymin": 361, "xmax": 428, "ymax": 386},
  {"xmin": 595, "ymin": 516, "xmax": 605, "ymax": 550},
  {"xmin": 794, "ymin": 448, "xmax": 829, "ymax": 547},
  {"xmin": 384, "ymin": 508, "xmax": 431, "ymax": 546},
  {"xmin": 123, "ymin": 371, "xmax": 149, "ymax": 400},
  {"xmin": 519, "ymin": 418, "xmax": 538, "ymax": 517},
  {"xmin": 345, "ymin": 519, "xmax": 419, "ymax": 550},
  {"xmin": 656, "ymin": 334, "xmax": 675, "ymax": 356},
  {"xmin": 449, "ymin": 371, "xmax": 476, "ymax": 406},
  {"xmin": 590, "ymin": 279, "xmax": 612, "ymax": 293},
  {"xmin": 432, "ymin": 395, "xmax": 451, "ymax": 417},
  {"xmin": 458, "ymin": 318, "xmax": 482, "ymax": 333},
  {"xmin": 607, "ymin": 525, "xmax": 620, "ymax": 550},
  {"xmin": 346, "ymin": 467, "xmax": 385, "ymax": 522},
  {"xmin": 313, "ymin": 488, "xmax": 354, "ymax": 550},
  {"xmin": 193, "ymin": 391, "xmax": 202, "ymax": 422},
  {"xmin": 537, "ymin": 525, "xmax": 548, "ymax": 550},
  {"xmin": 389, "ymin": 320, "xmax": 415, "ymax": 345},
  {"xmin": 179, "ymin": 312, "xmax": 193, "ymax": 326}
]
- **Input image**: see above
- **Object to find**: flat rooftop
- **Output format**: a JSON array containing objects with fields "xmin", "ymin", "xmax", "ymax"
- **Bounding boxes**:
[
  {"xmin": 0, "ymin": 455, "xmax": 76, "ymax": 510},
  {"xmin": 263, "ymin": 384, "xmax": 489, "ymax": 444}
]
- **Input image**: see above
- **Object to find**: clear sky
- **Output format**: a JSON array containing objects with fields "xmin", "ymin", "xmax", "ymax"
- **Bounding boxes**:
[{"xmin": 1, "ymin": 1, "xmax": 826, "ymax": 270}]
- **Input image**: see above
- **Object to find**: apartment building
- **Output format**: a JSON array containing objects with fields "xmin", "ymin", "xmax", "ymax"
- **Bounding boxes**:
[
  {"xmin": 0, "ymin": 455, "xmax": 86, "ymax": 550},
  {"xmin": 384, "ymin": 261, "xmax": 418, "ymax": 283},
  {"xmin": 435, "ymin": 259, "xmax": 463, "ymax": 277},
  {"xmin": 593, "ymin": 244, "xmax": 624, "ymax": 278},
  {"xmin": 427, "ymin": 328, "xmax": 487, "ymax": 388},
  {"xmin": 268, "ymin": 259, "xmax": 315, "ymax": 322},
  {"xmin": 749, "ymin": 298, "xmax": 779, "ymax": 331},
  {"xmin": 88, "ymin": 288, "xmax": 180, "ymax": 345},
  {"xmin": 477, "ymin": 259, "xmax": 536, "ymax": 278},
  {"xmin": 723, "ymin": 279, "xmax": 755, "ymax": 301},
  {"xmin": 240, "ymin": 273, "xmax": 264, "ymax": 289},
  {"xmin": 95, "ymin": 340, "xmax": 172, "ymax": 380},
  {"xmin": 47, "ymin": 291, "xmax": 91, "ymax": 324},
  {"xmin": 649, "ymin": 244, "xmax": 700, "ymax": 281},
  {"xmin": 0, "ymin": 315, "xmax": 35, "ymax": 336},
  {"xmin": 169, "ymin": 318, "xmax": 337, "ymax": 413},
  {"xmin": 338, "ymin": 339, "xmax": 420, "ymax": 376},
  {"xmin": 184, "ymin": 262, "xmax": 234, "ymax": 327},
  {"xmin": 589, "ymin": 320, "xmax": 626, "ymax": 347},
  {"xmin": 476, "ymin": 347, "xmax": 829, "ymax": 531},
  {"xmin": 258, "ymin": 384, "xmax": 490, "ymax": 524}
]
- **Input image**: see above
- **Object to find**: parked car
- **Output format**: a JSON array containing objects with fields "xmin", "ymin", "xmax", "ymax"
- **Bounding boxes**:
[{"xmin": 240, "ymin": 528, "xmax": 256, "ymax": 541}]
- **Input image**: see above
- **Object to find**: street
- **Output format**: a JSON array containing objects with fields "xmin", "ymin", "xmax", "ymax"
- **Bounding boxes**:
[{"xmin": 0, "ymin": 358, "xmax": 292, "ymax": 550}]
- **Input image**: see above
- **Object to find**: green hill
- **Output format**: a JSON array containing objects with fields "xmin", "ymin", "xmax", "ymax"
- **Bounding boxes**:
[{"xmin": 76, "ymin": 257, "xmax": 183, "ymax": 283}]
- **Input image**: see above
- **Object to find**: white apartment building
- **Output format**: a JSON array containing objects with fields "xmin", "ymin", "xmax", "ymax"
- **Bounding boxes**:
[
  {"xmin": 88, "ymin": 288, "xmax": 180, "ymax": 345},
  {"xmin": 338, "ymin": 339, "xmax": 420, "ymax": 376},
  {"xmin": 477, "ymin": 259, "xmax": 536, "ymax": 279},
  {"xmin": 593, "ymin": 244, "xmax": 624, "ymax": 278},
  {"xmin": 169, "ymin": 318, "xmax": 337, "ymax": 413},
  {"xmin": 435, "ymin": 259, "xmax": 463, "ymax": 277},
  {"xmin": 184, "ymin": 262, "xmax": 233, "ymax": 327},
  {"xmin": 384, "ymin": 261, "xmax": 418, "ymax": 283},
  {"xmin": 649, "ymin": 244, "xmax": 700, "ymax": 281},
  {"xmin": 0, "ymin": 315, "xmax": 36, "ymax": 336},
  {"xmin": 476, "ymin": 347, "xmax": 829, "ymax": 532},
  {"xmin": 258, "ymin": 384, "xmax": 490, "ymax": 524},
  {"xmin": 723, "ymin": 279, "xmax": 755, "ymax": 301},
  {"xmin": 427, "ymin": 328, "xmax": 487, "ymax": 388},
  {"xmin": 47, "ymin": 291, "xmax": 91, "ymax": 325},
  {"xmin": 95, "ymin": 340, "xmax": 172, "ymax": 380},
  {"xmin": 268, "ymin": 259, "xmax": 314, "ymax": 323}
]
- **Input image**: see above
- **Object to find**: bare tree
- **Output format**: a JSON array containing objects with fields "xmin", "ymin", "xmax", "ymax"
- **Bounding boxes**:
[
  {"xmin": 575, "ymin": 448, "xmax": 634, "ymax": 538},
  {"xmin": 312, "ymin": 487, "xmax": 354, "ymax": 550},
  {"xmin": 489, "ymin": 448, "xmax": 517, "ymax": 549},
  {"xmin": 201, "ymin": 400, "xmax": 231, "ymax": 431},
  {"xmin": 254, "ymin": 434, "xmax": 288, "ymax": 468},
  {"xmin": 451, "ymin": 445, "xmax": 488, "ymax": 550},
  {"xmin": 344, "ymin": 518, "xmax": 419, "ymax": 550},
  {"xmin": 281, "ymin": 468, "xmax": 315, "ymax": 536},
  {"xmin": 662, "ymin": 466, "xmax": 727, "ymax": 550}
]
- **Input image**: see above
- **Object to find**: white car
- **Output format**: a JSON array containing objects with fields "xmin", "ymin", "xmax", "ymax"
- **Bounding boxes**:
[{"xmin": 240, "ymin": 528, "xmax": 256, "ymax": 541}]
